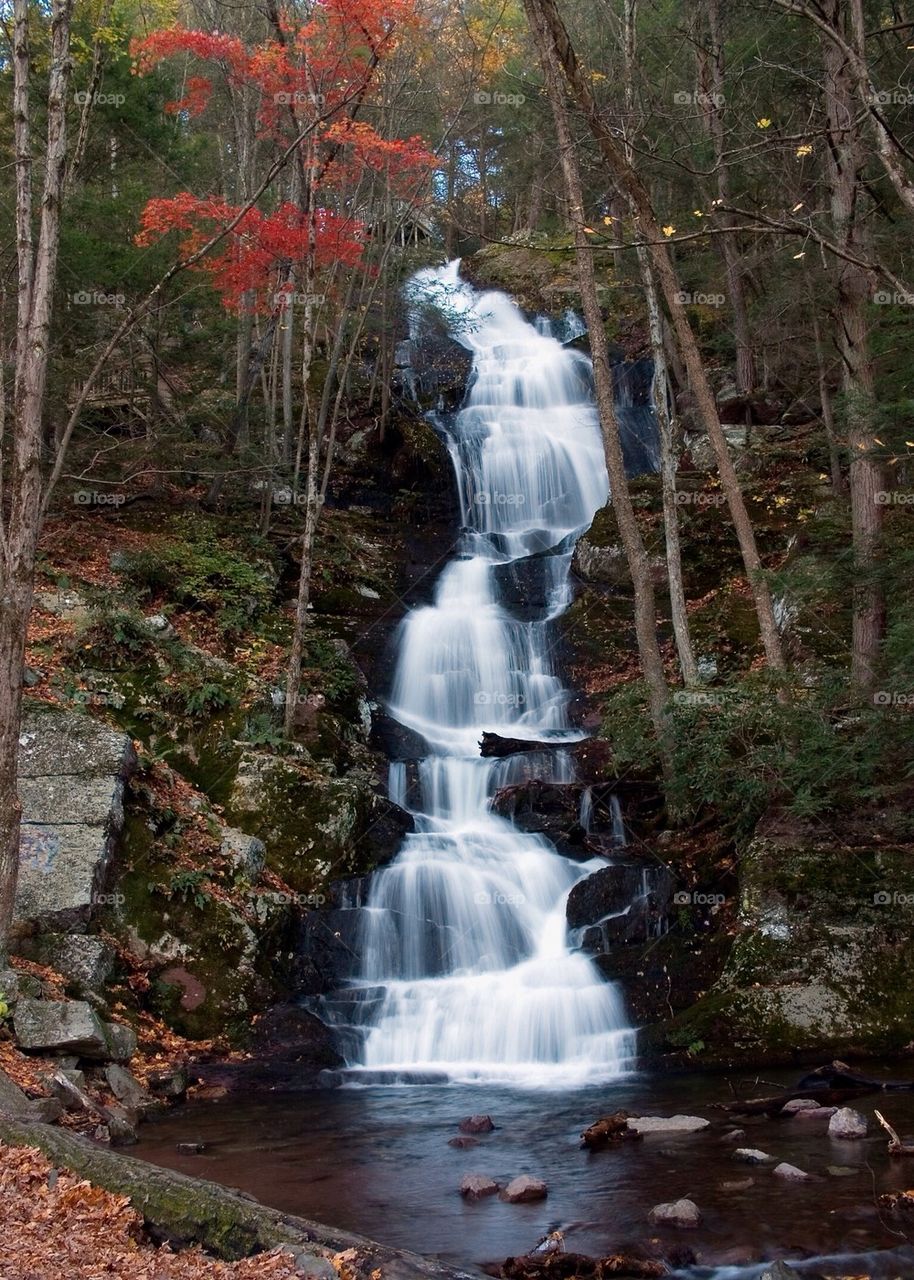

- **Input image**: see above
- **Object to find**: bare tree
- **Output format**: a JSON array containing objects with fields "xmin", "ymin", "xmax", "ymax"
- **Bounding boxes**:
[
  {"xmin": 524, "ymin": 0, "xmax": 787, "ymax": 677},
  {"xmin": 524, "ymin": 0, "xmax": 672, "ymax": 767},
  {"xmin": 0, "ymin": 0, "xmax": 75, "ymax": 954}
]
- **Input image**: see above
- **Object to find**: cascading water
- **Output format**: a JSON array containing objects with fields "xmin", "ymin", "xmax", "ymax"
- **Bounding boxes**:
[{"xmin": 348, "ymin": 260, "xmax": 637, "ymax": 1087}]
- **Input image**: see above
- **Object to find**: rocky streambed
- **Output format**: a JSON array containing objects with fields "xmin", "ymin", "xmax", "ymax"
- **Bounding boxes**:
[{"xmin": 131, "ymin": 1069, "xmax": 914, "ymax": 1277}]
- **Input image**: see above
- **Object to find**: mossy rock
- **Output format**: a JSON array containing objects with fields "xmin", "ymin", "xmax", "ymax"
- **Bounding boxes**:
[
  {"xmin": 225, "ymin": 749, "xmax": 409, "ymax": 898},
  {"xmin": 644, "ymin": 821, "xmax": 914, "ymax": 1065}
]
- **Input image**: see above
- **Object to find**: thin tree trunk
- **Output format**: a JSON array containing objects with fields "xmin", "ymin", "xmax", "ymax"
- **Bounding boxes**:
[
  {"xmin": 1, "ymin": 0, "xmax": 75, "ymax": 954},
  {"xmin": 821, "ymin": 1, "xmax": 884, "ymax": 690},
  {"xmin": 623, "ymin": 0, "xmax": 697, "ymax": 687},
  {"xmin": 525, "ymin": 0, "xmax": 787, "ymax": 677},
  {"xmin": 525, "ymin": 0, "xmax": 671, "ymax": 765},
  {"xmin": 811, "ymin": 312, "xmax": 845, "ymax": 496}
]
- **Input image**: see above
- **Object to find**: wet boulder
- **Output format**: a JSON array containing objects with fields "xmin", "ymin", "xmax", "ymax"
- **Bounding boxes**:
[
  {"xmin": 566, "ymin": 862, "xmax": 673, "ymax": 945},
  {"xmin": 647, "ymin": 1198, "xmax": 701, "ymax": 1228},
  {"xmin": 828, "ymin": 1106, "xmax": 868, "ymax": 1139},
  {"xmin": 502, "ymin": 1175, "xmax": 548, "ymax": 1203},
  {"xmin": 13, "ymin": 998, "xmax": 135, "ymax": 1061},
  {"xmin": 460, "ymin": 1174, "xmax": 499, "ymax": 1199},
  {"xmin": 459, "ymin": 1113, "xmax": 495, "ymax": 1134}
]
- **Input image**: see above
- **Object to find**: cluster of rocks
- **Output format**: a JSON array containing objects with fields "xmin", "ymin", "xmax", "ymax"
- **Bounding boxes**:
[{"xmin": 450, "ymin": 1114, "xmax": 548, "ymax": 1206}]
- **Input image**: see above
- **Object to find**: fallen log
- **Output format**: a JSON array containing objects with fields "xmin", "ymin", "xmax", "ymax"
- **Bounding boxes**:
[
  {"xmin": 580, "ymin": 1112, "xmax": 641, "ymax": 1151},
  {"xmin": 0, "ymin": 1113, "xmax": 473, "ymax": 1280},
  {"xmin": 717, "ymin": 1060, "xmax": 914, "ymax": 1116}
]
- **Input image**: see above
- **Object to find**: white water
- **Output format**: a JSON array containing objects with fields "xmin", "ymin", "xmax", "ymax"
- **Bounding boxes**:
[{"xmin": 351, "ymin": 261, "xmax": 636, "ymax": 1087}]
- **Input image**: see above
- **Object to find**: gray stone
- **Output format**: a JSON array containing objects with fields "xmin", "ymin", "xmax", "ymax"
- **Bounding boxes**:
[
  {"xmin": 719, "ymin": 1177, "xmax": 754, "ymax": 1191},
  {"xmin": 13, "ymin": 708, "xmax": 136, "ymax": 932},
  {"xmin": 220, "ymin": 825, "xmax": 266, "ymax": 880},
  {"xmin": 102, "ymin": 1021, "xmax": 137, "ymax": 1062},
  {"xmin": 460, "ymin": 1174, "xmax": 499, "ymax": 1199},
  {"xmin": 0, "ymin": 969, "xmax": 19, "ymax": 1004},
  {"xmin": 104, "ymin": 1064, "xmax": 153, "ymax": 1110},
  {"xmin": 42, "ymin": 935, "xmax": 115, "ymax": 993},
  {"xmin": 502, "ymin": 1175, "xmax": 548, "ymax": 1203},
  {"xmin": 647, "ymin": 1198, "xmax": 702, "ymax": 1228},
  {"xmin": 106, "ymin": 1103, "xmax": 138, "ymax": 1145},
  {"xmin": 0, "ymin": 1066, "xmax": 63, "ymax": 1123},
  {"xmin": 826, "ymin": 1165, "xmax": 860, "ymax": 1177},
  {"xmin": 144, "ymin": 613, "xmax": 175, "ymax": 637},
  {"xmin": 781, "ymin": 1097, "xmax": 820, "ymax": 1113},
  {"xmin": 828, "ymin": 1106, "xmax": 868, "ymax": 1139},
  {"xmin": 277, "ymin": 1250, "xmax": 337, "ymax": 1280},
  {"xmin": 14, "ymin": 998, "xmax": 109, "ymax": 1056},
  {"xmin": 628, "ymin": 1114, "xmax": 709, "ymax": 1134},
  {"xmin": 176, "ymin": 1142, "xmax": 206, "ymax": 1155},
  {"xmin": 733, "ymin": 1148, "xmax": 773, "ymax": 1164},
  {"xmin": 721, "ymin": 1128, "xmax": 746, "ymax": 1142},
  {"xmin": 14, "ymin": 998, "xmax": 135, "ymax": 1061},
  {"xmin": 29, "ymin": 1097, "xmax": 64, "ymax": 1123},
  {"xmin": 148, "ymin": 1065, "xmax": 188, "ymax": 1099},
  {"xmin": 773, "ymin": 1162, "xmax": 811, "ymax": 1181}
]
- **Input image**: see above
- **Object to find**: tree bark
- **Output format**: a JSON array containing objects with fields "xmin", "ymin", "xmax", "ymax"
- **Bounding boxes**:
[
  {"xmin": 821, "ymin": 0, "xmax": 884, "ymax": 691},
  {"xmin": 524, "ymin": 0, "xmax": 671, "ymax": 765},
  {"xmin": 524, "ymin": 0, "xmax": 787, "ymax": 677},
  {"xmin": 1, "ymin": 0, "xmax": 75, "ymax": 954}
]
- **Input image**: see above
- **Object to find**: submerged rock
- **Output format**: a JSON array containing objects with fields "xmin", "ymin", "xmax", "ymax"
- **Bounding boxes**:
[
  {"xmin": 772, "ymin": 1162, "xmax": 811, "ymax": 1181},
  {"xmin": 459, "ymin": 1114, "xmax": 495, "ymax": 1134},
  {"xmin": 733, "ymin": 1148, "xmax": 773, "ymax": 1164},
  {"xmin": 647, "ymin": 1198, "xmax": 701, "ymax": 1228},
  {"xmin": 460, "ymin": 1174, "xmax": 499, "ymax": 1199},
  {"xmin": 502, "ymin": 1176, "xmax": 547, "ymax": 1203}
]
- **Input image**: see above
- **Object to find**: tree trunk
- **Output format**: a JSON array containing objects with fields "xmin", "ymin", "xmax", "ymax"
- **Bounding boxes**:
[
  {"xmin": 525, "ymin": 0, "xmax": 787, "ymax": 677},
  {"xmin": 524, "ymin": 0, "xmax": 671, "ymax": 766},
  {"xmin": 821, "ymin": 0, "xmax": 884, "ymax": 691},
  {"xmin": 1, "ymin": 0, "xmax": 74, "ymax": 955}
]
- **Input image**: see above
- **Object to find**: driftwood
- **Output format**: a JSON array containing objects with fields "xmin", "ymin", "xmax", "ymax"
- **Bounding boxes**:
[
  {"xmin": 0, "ymin": 1113, "xmax": 473, "ymax": 1280},
  {"xmin": 875, "ymin": 1109, "xmax": 914, "ymax": 1156},
  {"xmin": 501, "ymin": 1254, "xmax": 665, "ymax": 1280},
  {"xmin": 580, "ymin": 1111, "xmax": 641, "ymax": 1151},
  {"xmin": 479, "ymin": 733, "xmax": 559, "ymax": 757},
  {"xmin": 718, "ymin": 1060, "xmax": 914, "ymax": 1116}
]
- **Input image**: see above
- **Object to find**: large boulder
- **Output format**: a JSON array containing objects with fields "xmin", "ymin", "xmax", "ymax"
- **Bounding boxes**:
[
  {"xmin": 13, "ymin": 707, "xmax": 136, "ymax": 935},
  {"xmin": 13, "ymin": 998, "xmax": 135, "ymax": 1061},
  {"xmin": 643, "ymin": 815, "xmax": 914, "ymax": 1065},
  {"xmin": 566, "ymin": 862, "xmax": 674, "ymax": 945}
]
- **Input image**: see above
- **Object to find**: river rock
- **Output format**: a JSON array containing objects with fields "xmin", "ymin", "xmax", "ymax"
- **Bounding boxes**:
[
  {"xmin": 721, "ymin": 1128, "xmax": 746, "ymax": 1142},
  {"xmin": 459, "ymin": 1114, "xmax": 495, "ymax": 1134},
  {"xmin": 828, "ymin": 1106, "xmax": 868, "ymax": 1139},
  {"xmin": 628, "ymin": 1114, "xmax": 709, "ymax": 1134},
  {"xmin": 826, "ymin": 1165, "xmax": 859, "ymax": 1177},
  {"xmin": 502, "ymin": 1175, "xmax": 548, "ymax": 1203},
  {"xmin": 448, "ymin": 1136, "xmax": 479, "ymax": 1149},
  {"xmin": 733, "ymin": 1148, "xmax": 773, "ymax": 1164},
  {"xmin": 719, "ymin": 1177, "xmax": 754, "ymax": 1191},
  {"xmin": 0, "ymin": 1066, "xmax": 62, "ymax": 1123},
  {"xmin": 792, "ymin": 1105, "xmax": 836, "ymax": 1122},
  {"xmin": 148, "ymin": 1064, "xmax": 188, "ymax": 1099},
  {"xmin": 647, "ymin": 1198, "xmax": 702, "ymax": 1228},
  {"xmin": 773, "ymin": 1162, "xmax": 811, "ymax": 1181},
  {"xmin": 460, "ymin": 1174, "xmax": 499, "ymax": 1199},
  {"xmin": 105, "ymin": 1063, "xmax": 158, "ymax": 1114},
  {"xmin": 13, "ymin": 998, "xmax": 127, "ymax": 1059},
  {"xmin": 781, "ymin": 1098, "xmax": 820, "ymax": 1113}
]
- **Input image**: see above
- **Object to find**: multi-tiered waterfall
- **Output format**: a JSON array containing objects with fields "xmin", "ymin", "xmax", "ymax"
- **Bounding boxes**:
[{"xmin": 349, "ymin": 261, "xmax": 636, "ymax": 1087}]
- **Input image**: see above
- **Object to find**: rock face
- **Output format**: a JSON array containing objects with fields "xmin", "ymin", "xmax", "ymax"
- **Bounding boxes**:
[
  {"xmin": 13, "ymin": 998, "xmax": 136, "ymax": 1061},
  {"xmin": 644, "ymin": 814, "xmax": 914, "ymax": 1064},
  {"xmin": 502, "ymin": 1176, "xmax": 547, "ymax": 1204},
  {"xmin": 828, "ymin": 1107, "xmax": 868, "ymax": 1139},
  {"xmin": 647, "ymin": 1198, "xmax": 701, "ymax": 1228},
  {"xmin": 13, "ymin": 707, "xmax": 136, "ymax": 934},
  {"xmin": 566, "ymin": 862, "xmax": 674, "ymax": 946}
]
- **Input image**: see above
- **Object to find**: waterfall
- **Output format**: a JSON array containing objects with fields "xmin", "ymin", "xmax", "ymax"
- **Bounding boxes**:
[{"xmin": 348, "ymin": 260, "xmax": 637, "ymax": 1087}]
